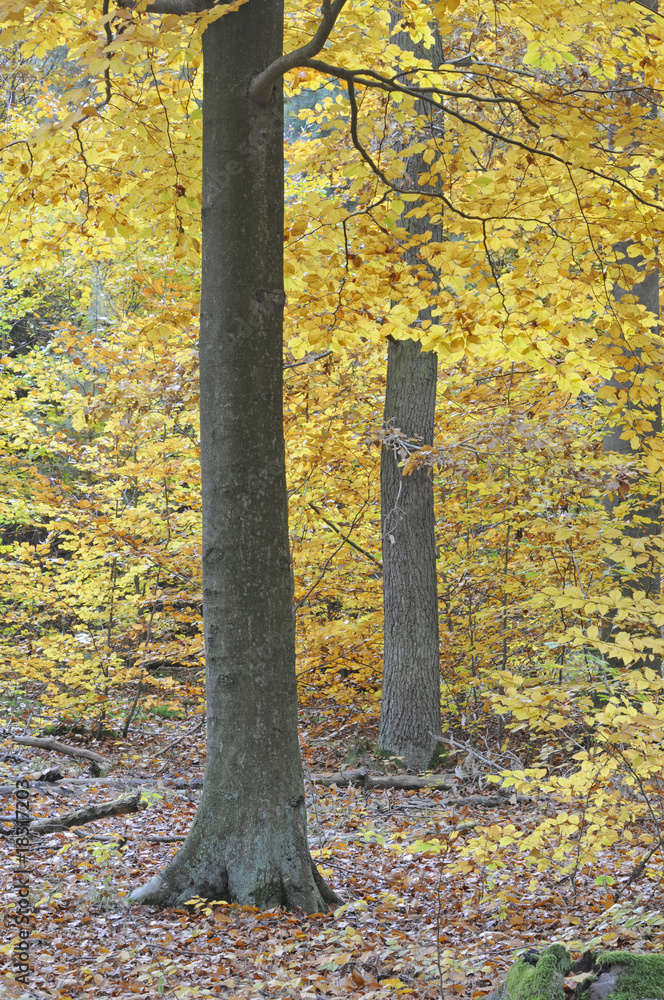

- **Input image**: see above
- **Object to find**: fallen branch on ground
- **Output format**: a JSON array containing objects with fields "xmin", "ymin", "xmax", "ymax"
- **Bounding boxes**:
[
  {"xmin": 28, "ymin": 792, "xmax": 141, "ymax": 835},
  {"xmin": 11, "ymin": 735, "xmax": 109, "ymax": 774},
  {"xmin": 155, "ymin": 718, "xmax": 205, "ymax": 772},
  {"xmin": 391, "ymin": 793, "xmax": 531, "ymax": 810},
  {"xmin": 445, "ymin": 792, "xmax": 529, "ymax": 806},
  {"xmin": 310, "ymin": 769, "xmax": 456, "ymax": 791},
  {"xmin": 70, "ymin": 832, "xmax": 187, "ymax": 843},
  {"xmin": 143, "ymin": 835, "xmax": 186, "ymax": 843}
]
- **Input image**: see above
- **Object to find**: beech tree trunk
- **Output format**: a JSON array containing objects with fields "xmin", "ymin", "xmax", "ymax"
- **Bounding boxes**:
[
  {"xmin": 377, "ymin": 11, "xmax": 442, "ymax": 771},
  {"xmin": 601, "ymin": 3, "xmax": 661, "ymax": 670},
  {"xmin": 601, "ymin": 248, "xmax": 661, "ymax": 670},
  {"xmin": 130, "ymin": 0, "xmax": 337, "ymax": 911},
  {"xmin": 379, "ymin": 337, "xmax": 441, "ymax": 770}
]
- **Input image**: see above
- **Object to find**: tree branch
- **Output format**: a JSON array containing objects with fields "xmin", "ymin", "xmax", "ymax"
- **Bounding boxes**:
[
  {"xmin": 283, "ymin": 350, "xmax": 332, "ymax": 369},
  {"xmin": 11, "ymin": 735, "xmax": 110, "ymax": 774},
  {"xmin": 294, "ymin": 503, "xmax": 368, "ymax": 611},
  {"xmin": 15, "ymin": 793, "xmax": 141, "ymax": 836},
  {"xmin": 250, "ymin": 0, "xmax": 347, "ymax": 104},
  {"xmin": 308, "ymin": 503, "xmax": 382, "ymax": 571},
  {"xmin": 298, "ymin": 60, "xmax": 662, "ymax": 216},
  {"xmin": 137, "ymin": 0, "xmax": 218, "ymax": 12}
]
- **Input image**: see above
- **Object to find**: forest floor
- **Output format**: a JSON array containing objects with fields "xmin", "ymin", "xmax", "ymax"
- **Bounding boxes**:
[{"xmin": 1, "ymin": 707, "xmax": 663, "ymax": 1000}]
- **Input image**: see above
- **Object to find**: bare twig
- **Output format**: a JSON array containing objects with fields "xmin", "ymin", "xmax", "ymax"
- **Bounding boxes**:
[
  {"xmin": 308, "ymin": 503, "xmax": 382, "ymax": 570},
  {"xmin": 98, "ymin": 0, "xmax": 113, "ymax": 110},
  {"xmin": 284, "ymin": 350, "xmax": 333, "ymax": 369},
  {"xmin": 614, "ymin": 838, "xmax": 662, "ymax": 901},
  {"xmin": 155, "ymin": 718, "xmax": 205, "ymax": 773},
  {"xmin": 122, "ymin": 566, "xmax": 161, "ymax": 739},
  {"xmin": 294, "ymin": 504, "xmax": 367, "ymax": 611},
  {"xmin": 436, "ymin": 843, "xmax": 449, "ymax": 1000}
]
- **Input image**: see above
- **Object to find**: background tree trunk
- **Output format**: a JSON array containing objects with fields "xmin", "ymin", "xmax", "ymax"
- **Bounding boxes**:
[
  {"xmin": 601, "ymin": 2, "xmax": 661, "ymax": 671},
  {"xmin": 130, "ymin": 0, "xmax": 337, "ymax": 911},
  {"xmin": 601, "ymin": 248, "xmax": 661, "ymax": 670},
  {"xmin": 379, "ymin": 337, "xmax": 441, "ymax": 769},
  {"xmin": 378, "ymin": 8, "xmax": 443, "ymax": 770}
]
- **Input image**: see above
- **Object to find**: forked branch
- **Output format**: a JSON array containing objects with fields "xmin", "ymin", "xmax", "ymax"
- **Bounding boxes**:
[{"xmin": 250, "ymin": 0, "xmax": 348, "ymax": 103}]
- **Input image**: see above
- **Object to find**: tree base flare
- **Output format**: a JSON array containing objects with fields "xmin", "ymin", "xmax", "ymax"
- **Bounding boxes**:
[
  {"xmin": 488, "ymin": 947, "xmax": 664, "ymax": 1000},
  {"xmin": 128, "ymin": 834, "xmax": 340, "ymax": 913}
]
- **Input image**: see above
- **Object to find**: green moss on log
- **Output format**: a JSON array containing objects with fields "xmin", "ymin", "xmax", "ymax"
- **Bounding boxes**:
[
  {"xmin": 577, "ymin": 952, "xmax": 664, "ymax": 1000},
  {"xmin": 492, "ymin": 945, "xmax": 571, "ymax": 1000},
  {"xmin": 490, "ymin": 945, "xmax": 664, "ymax": 1000}
]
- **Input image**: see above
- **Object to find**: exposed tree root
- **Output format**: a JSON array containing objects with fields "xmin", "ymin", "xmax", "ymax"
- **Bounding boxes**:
[{"xmin": 128, "ymin": 821, "xmax": 342, "ymax": 912}]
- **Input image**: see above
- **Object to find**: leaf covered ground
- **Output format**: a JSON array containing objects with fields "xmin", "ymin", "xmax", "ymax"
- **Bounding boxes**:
[{"xmin": 2, "ymin": 711, "xmax": 663, "ymax": 1000}]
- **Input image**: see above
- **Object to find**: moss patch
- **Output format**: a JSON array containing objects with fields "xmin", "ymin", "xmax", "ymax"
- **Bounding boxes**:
[
  {"xmin": 490, "ymin": 946, "xmax": 664, "ymax": 1000},
  {"xmin": 494, "ymin": 945, "xmax": 571, "ymax": 1000},
  {"xmin": 577, "ymin": 952, "xmax": 664, "ymax": 1000}
]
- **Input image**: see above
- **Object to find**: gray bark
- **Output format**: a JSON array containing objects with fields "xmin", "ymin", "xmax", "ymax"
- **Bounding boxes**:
[
  {"xmin": 129, "ymin": 0, "xmax": 337, "ymax": 911},
  {"xmin": 378, "ymin": 10, "xmax": 442, "ymax": 771},
  {"xmin": 601, "ymin": 249, "xmax": 661, "ymax": 669},
  {"xmin": 379, "ymin": 338, "xmax": 441, "ymax": 770}
]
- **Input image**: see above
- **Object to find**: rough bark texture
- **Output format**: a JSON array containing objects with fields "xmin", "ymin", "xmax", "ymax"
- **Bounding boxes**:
[
  {"xmin": 600, "ymin": 1, "xmax": 661, "ymax": 669},
  {"xmin": 603, "ymin": 250, "xmax": 660, "ymax": 473},
  {"xmin": 377, "ymin": 10, "xmax": 443, "ymax": 772},
  {"xmin": 379, "ymin": 337, "xmax": 441, "ymax": 770},
  {"xmin": 129, "ymin": 0, "xmax": 337, "ymax": 912}
]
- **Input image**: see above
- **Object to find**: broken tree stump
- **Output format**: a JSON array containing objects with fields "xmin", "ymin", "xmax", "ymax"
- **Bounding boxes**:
[
  {"xmin": 577, "ymin": 952, "xmax": 664, "ymax": 1000},
  {"xmin": 489, "ymin": 946, "xmax": 664, "ymax": 1000},
  {"xmin": 488, "ymin": 944, "xmax": 571, "ymax": 1000}
]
